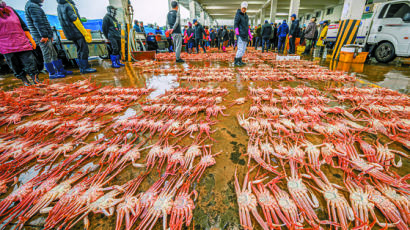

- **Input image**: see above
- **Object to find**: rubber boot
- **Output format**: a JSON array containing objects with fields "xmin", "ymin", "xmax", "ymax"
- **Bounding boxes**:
[
  {"xmin": 239, "ymin": 57, "xmax": 246, "ymax": 66},
  {"xmin": 110, "ymin": 55, "xmax": 121, "ymax": 68},
  {"xmin": 54, "ymin": 60, "xmax": 73, "ymax": 75},
  {"xmin": 30, "ymin": 74, "xmax": 41, "ymax": 84},
  {"xmin": 234, "ymin": 58, "xmax": 241, "ymax": 67},
  {"xmin": 115, "ymin": 55, "xmax": 125, "ymax": 67},
  {"xmin": 45, "ymin": 63, "xmax": 65, "ymax": 79},
  {"xmin": 78, "ymin": 59, "xmax": 97, "ymax": 74},
  {"xmin": 19, "ymin": 75, "xmax": 31, "ymax": 86}
]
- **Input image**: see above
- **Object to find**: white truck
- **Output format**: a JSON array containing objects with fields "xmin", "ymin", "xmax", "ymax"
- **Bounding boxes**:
[{"xmin": 326, "ymin": 0, "xmax": 410, "ymax": 63}]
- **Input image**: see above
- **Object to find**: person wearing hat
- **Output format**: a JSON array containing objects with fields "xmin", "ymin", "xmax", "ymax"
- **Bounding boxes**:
[
  {"xmin": 103, "ymin": 5, "xmax": 124, "ymax": 68},
  {"xmin": 25, "ymin": 0, "xmax": 73, "ymax": 79},
  {"xmin": 261, "ymin": 20, "xmax": 272, "ymax": 53},
  {"xmin": 57, "ymin": 0, "xmax": 96, "ymax": 74},
  {"xmin": 277, "ymin": 20, "xmax": 289, "ymax": 53},
  {"xmin": 193, "ymin": 19, "xmax": 206, "ymax": 53},
  {"xmin": 316, "ymin": 20, "xmax": 329, "ymax": 56},
  {"xmin": 134, "ymin": 20, "xmax": 141, "ymax": 32},
  {"xmin": 302, "ymin": 17, "xmax": 317, "ymax": 55},
  {"xmin": 167, "ymin": 1, "xmax": 184, "ymax": 63},
  {"xmin": 288, "ymin": 13, "xmax": 299, "ymax": 54},
  {"xmin": 234, "ymin": 1, "xmax": 252, "ymax": 66}
]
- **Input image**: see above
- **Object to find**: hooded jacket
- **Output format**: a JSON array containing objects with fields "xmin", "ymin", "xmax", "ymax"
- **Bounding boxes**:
[
  {"xmin": 0, "ymin": 4, "xmax": 33, "ymax": 54},
  {"xmin": 304, "ymin": 21, "xmax": 316, "ymax": 40},
  {"xmin": 278, "ymin": 22, "xmax": 289, "ymax": 38},
  {"xmin": 57, "ymin": 0, "xmax": 84, "ymax": 41},
  {"xmin": 234, "ymin": 9, "xmax": 249, "ymax": 41},
  {"xmin": 221, "ymin": 28, "xmax": 229, "ymax": 42},
  {"xmin": 102, "ymin": 13, "xmax": 121, "ymax": 40},
  {"xmin": 25, "ymin": 0, "xmax": 53, "ymax": 41}
]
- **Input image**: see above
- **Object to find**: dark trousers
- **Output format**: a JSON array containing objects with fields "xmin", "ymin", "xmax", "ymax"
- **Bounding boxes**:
[
  {"xmin": 73, "ymin": 37, "xmax": 89, "ymax": 60},
  {"xmin": 289, "ymin": 36, "xmax": 296, "ymax": 54},
  {"xmin": 109, "ymin": 38, "xmax": 121, "ymax": 55},
  {"xmin": 262, "ymin": 38, "xmax": 270, "ymax": 52},
  {"xmin": 167, "ymin": 38, "xmax": 174, "ymax": 52},
  {"xmin": 4, "ymin": 50, "xmax": 39, "ymax": 79},
  {"xmin": 195, "ymin": 39, "xmax": 206, "ymax": 53},
  {"xmin": 254, "ymin": 37, "xmax": 261, "ymax": 49},
  {"xmin": 278, "ymin": 37, "xmax": 286, "ymax": 53}
]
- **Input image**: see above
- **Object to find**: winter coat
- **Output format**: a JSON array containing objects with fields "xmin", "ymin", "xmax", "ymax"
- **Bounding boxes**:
[
  {"xmin": 255, "ymin": 26, "xmax": 261, "ymax": 37},
  {"xmin": 278, "ymin": 23, "xmax": 289, "ymax": 38},
  {"xmin": 186, "ymin": 27, "xmax": 194, "ymax": 41},
  {"xmin": 57, "ymin": 0, "xmax": 84, "ymax": 41},
  {"xmin": 194, "ymin": 23, "xmax": 205, "ymax": 40},
  {"xmin": 316, "ymin": 25, "xmax": 328, "ymax": 47},
  {"xmin": 102, "ymin": 13, "xmax": 121, "ymax": 40},
  {"xmin": 25, "ymin": 0, "xmax": 53, "ymax": 41},
  {"xmin": 166, "ymin": 9, "xmax": 181, "ymax": 34},
  {"xmin": 234, "ymin": 9, "xmax": 249, "ymax": 41},
  {"xmin": 261, "ymin": 23, "xmax": 272, "ymax": 39},
  {"xmin": 304, "ymin": 22, "xmax": 316, "ymax": 40},
  {"xmin": 229, "ymin": 30, "xmax": 235, "ymax": 40},
  {"xmin": 134, "ymin": 24, "xmax": 141, "ymax": 32},
  {"xmin": 210, "ymin": 31, "xmax": 216, "ymax": 40},
  {"xmin": 289, "ymin": 19, "xmax": 300, "ymax": 37},
  {"xmin": 0, "ymin": 6, "xmax": 33, "ymax": 54},
  {"xmin": 222, "ymin": 29, "xmax": 229, "ymax": 42},
  {"xmin": 217, "ymin": 28, "xmax": 222, "ymax": 40}
]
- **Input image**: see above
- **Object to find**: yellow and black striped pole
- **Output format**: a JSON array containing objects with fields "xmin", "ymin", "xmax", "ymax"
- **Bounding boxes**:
[{"xmin": 331, "ymin": 19, "xmax": 361, "ymax": 61}]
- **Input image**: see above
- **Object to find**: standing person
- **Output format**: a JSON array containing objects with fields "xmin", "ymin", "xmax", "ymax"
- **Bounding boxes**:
[
  {"xmin": 204, "ymin": 26, "xmax": 210, "ymax": 49},
  {"xmin": 25, "ymin": 0, "xmax": 72, "ymax": 79},
  {"xmin": 261, "ymin": 20, "xmax": 272, "ymax": 53},
  {"xmin": 166, "ymin": 1, "xmax": 184, "ymax": 63},
  {"xmin": 155, "ymin": 26, "xmax": 162, "ymax": 35},
  {"xmin": 234, "ymin": 1, "xmax": 252, "ymax": 66},
  {"xmin": 133, "ymin": 20, "xmax": 141, "ymax": 32},
  {"xmin": 0, "ymin": 0, "xmax": 39, "ymax": 85},
  {"xmin": 273, "ymin": 23, "xmax": 278, "ymax": 51},
  {"xmin": 57, "ymin": 0, "xmax": 96, "ymax": 74},
  {"xmin": 254, "ymin": 24, "xmax": 261, "ymax": 50},
  {"xmin": 186, "ymin": 22, "xmax": 194, "ymax": 53},
  {"xmin": 193, "ymin": 19, "xmax": 206, "ymax": 54},
  {"xmin": 288, "ymin": 14, "xmax": 299, "ymax": 54},
  {"xmin": 139, "ymin": 22, "xmax": 145, "ymax": 34},
  {"xmin": 102, "ymin": 5, "xmax": 125, "ymax": 68},
  {"xmin": 316, "ymin": 20, "xmax": 328, "ymax": 56},
  {"xmin": 210, "ymin": 28, "xmax": 216, "ymax": 48},
  {"xmin": 277, "ymin": 20, "xmax": 289, "ymax": 53},
  {"xmin": 217, "ymin": 26, "xmax": 223, "ymax": 50},
  {"xmin": 229, "ymin": 29, "xmax": 235, "ymax": 47},
  {"xmin": 221, "ymin": 25, "xmax": 229, "ymax": 52},
  {"xmin": 302, "ymin": 17, "xmax": 316, "ymax": 55},
  {"xmin": 269, "ymin": 23, "xmax": 274, "ymax": 50}
]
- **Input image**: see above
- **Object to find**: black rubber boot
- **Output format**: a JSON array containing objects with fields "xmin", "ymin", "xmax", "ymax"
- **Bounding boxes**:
[
  {"xmin": 20, "ymin": 76, "xmax": 32, "ymax": 86},
  {"xmin": 30, "ymin": 74, "xmax": 41, "ymax": 84},
  {"xmin": 234, "ymin": 58, "xmax": 241, "ymax": 66},
  {"xmin": 239, "ymin": 57, "xmax": 246, "ymax": 66}
]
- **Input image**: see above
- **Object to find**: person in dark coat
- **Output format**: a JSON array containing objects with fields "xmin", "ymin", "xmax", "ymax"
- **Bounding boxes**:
[
  {"xmin": 193, "ymin": 19, "xmax": 206, "ymax": 53},
  {"xmin": 288, "ymin": 13, "xmax": 299, "ymax": 54},
  {"xmin": 167, "ymin": 1, "xmax": 184, "ymax": 62},
  {"xmin": 186, "ymin": 22, "xmax": 194, "ymax": 53},
  {"xmin": 57, "ymin": 0, "xmax": 96, "ymax": 73},
  {"xmin": 254, "ymin": 24, "xmax": 261, "ymax": 49},
  {"xmin": 234, "ymin": 1, "xmax": 252, "ymax": 66},
  {"xmin": 261, "ymin": 20, "xmax": 272, "ymax": 53},
  {"xmin": 0, "ymin": 1, "xmax": 39, "ymax": 85},
  {"xmin": 273, "ymin": 23, "xmax": 278, "ymax": 50},
  {"xmin": 229, "ymin": 29, "xmax": 235, "ymax": 47},
  {"xmin": 102, "ymin": 5, "xmax": 124, "ymax": 68},
  {"xmin": 217, "ymin": 26, "xmax": 223, "ymax": 50},
  {"xmin": 221, "ymin": 25, "xmax": 229, "ymax": 52},
  {"xmin": 210, "ymin": 29, "xmax": 216, "ymax": 48},
  {"xmin": 302, "ymin": 17, "xmax": 317, "ymax": 55},
  {"xmin": 25, "ymin": 0, "xmax": 71, "ymax": 79}
]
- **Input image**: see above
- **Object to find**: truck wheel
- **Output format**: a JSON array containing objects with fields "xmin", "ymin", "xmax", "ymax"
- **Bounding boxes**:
[{"xmin": 374, "ymin": 42, "xmax": 396, "ymax": 63}]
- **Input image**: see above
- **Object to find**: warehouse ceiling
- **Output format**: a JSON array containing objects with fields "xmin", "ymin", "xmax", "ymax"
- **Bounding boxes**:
[{"xmin": 179, "ymin": 0, "xmax": 341, "ymax": 20}]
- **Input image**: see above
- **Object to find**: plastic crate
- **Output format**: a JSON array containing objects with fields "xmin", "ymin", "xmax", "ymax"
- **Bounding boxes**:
[
  {"xmin": 339, "ymin": 51, "xmax": 354, "ymax": 62},
  {"xmin": 352, "ymin": 52, "xmax": 369, "ymax": 64}
]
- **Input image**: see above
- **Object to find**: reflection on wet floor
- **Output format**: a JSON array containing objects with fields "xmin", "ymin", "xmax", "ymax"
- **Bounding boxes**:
[{"xmin": 0, "ymin": 54, "xmax": 409, "ymax": 230}]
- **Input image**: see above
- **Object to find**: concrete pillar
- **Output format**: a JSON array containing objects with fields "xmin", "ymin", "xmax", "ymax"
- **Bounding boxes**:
[
  {"xmin": 341, "ymin": 0, "xmax": 366, "ymax": 20},
  {"xmin": 270, "ymin": 0, "xmax": 277, "ymax": 23},
  {"xmin": 259, "ymin": 8, "xmax": 265, "ymax": 25},
  {"xmin": 168, "ymin": 0, "xmax": 172, "ymax": 11},
  {"xmin": 189, "ymin": 0, "xmax": 196, "ymax": 21},
  {"xmin": 200, "ymin": 10, "xmax": 205, "ymax": 24},
  {"xmin": 288, "ymin": 0, "xmax": 300, "ymax": 22}
]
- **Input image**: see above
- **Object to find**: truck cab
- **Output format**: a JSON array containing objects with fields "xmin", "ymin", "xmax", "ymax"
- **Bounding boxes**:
[{"xmin": 326, "ymin": 0, "xmax": 410, "ymax": 63}]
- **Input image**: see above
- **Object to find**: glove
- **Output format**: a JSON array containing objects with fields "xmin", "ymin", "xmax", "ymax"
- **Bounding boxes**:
[
  {"xmin": 235, "ymin": 28, "xmax": 239, "ymax": 36},
  {"xmin": 248, "ymin": 29, "xmax": 253, "ymax": 40},
  {"xmin": 40, "ymin": 37, "xmax": 49, "ymax": 43},
  {"xmin": 73, "ymin": 18, "xmax": 92, "ymax": 43},
  {"xmin": 24, "ymin": 31, "xmax": 36, "ymax": 49}
]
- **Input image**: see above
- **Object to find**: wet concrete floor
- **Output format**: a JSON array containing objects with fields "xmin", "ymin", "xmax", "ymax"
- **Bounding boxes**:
[{"xmin": 0, "ymin": 53, "xmax": 409, "ymax": 230}]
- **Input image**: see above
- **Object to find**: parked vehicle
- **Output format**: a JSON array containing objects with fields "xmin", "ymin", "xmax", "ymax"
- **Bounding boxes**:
[{"xmin": 326, "ymin": 0, "xmax": 410, "ymax": 63}]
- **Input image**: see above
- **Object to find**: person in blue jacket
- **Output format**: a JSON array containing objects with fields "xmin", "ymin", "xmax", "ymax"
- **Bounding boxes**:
[
  {"xmin": 134, "ymin": 20, "xmax": 141, "ymax": 32},
  {"xmin": 155, "ymin": 26, "xmax": 162, "ymax": 35},
  {"xmin": 25, "ymin": 0, "xmax": 72, "ymax": 79},
  {"xmin": 277, "ymin": 20, "xmax": 289, "ymax": 54}
]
